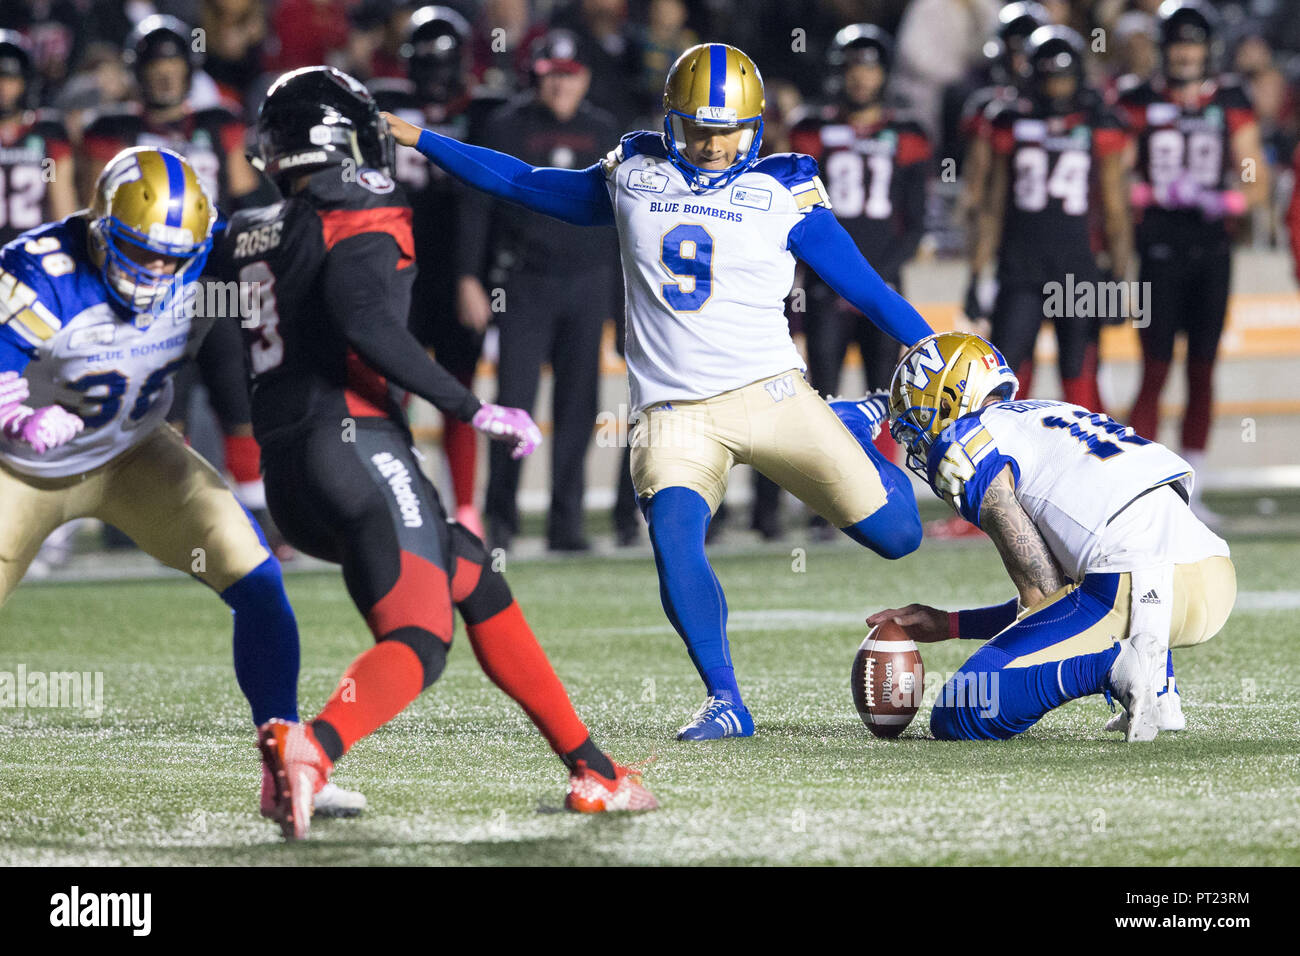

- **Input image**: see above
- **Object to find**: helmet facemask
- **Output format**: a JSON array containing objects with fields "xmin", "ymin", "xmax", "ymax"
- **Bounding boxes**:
[
  {"xmin": 663, "ymin": 111, "xmax": 763, "ymax": 192},
  {"xmin": 91, "ymin": 216, "xmax": 211, "ymax": 314}
]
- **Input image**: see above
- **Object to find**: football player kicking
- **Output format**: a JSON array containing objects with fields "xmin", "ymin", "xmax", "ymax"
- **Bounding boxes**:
[
  {"xmin": 210, "ymin": 67, "xmax": 655, "ymax": 837},
  {"xmin": 854, "ymin": 332, "xmax": 1234, "ymax": 741},
  {"xmin": 0, "ymin": 146, "xmax": 358, "ymax": 830},
  {"xmin": 384, "ymin": 42, "xmax": 932, "ymax": 741}
]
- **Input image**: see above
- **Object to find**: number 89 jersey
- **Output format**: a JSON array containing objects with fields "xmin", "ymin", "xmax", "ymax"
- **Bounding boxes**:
[
  {"xmin": 0, "ymin": 217, "xmax": 213, "ymax": 478},
  {"xmin": 602, "ymin": 132, "xmax": 823, "ymax": 412},
  {"xmin": 928, "ymin": 399, "xmax": 1218, "ymax": 580}
]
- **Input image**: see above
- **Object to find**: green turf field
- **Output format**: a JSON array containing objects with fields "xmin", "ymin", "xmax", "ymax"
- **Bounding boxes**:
[{"xmin": 1, "ymin": 536, "xmax": 1297, "ymax": 866}]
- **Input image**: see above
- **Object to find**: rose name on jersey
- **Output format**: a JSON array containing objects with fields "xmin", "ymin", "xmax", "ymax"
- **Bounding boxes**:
[
  {"xmin": 818, "ymin": 124, "xmax": 898, "ymax": 156},
  {"xmin": 1145, "ymin": 101, "xmax": 1223, "ymax": 133},
  {"xmin": 1013, "ymin": 118, "xmax": 1092, "ymax": 152}
]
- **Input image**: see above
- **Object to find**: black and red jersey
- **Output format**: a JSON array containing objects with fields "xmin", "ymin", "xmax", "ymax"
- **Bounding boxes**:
[
  {"xmin": 81, "ymin": 104, "xmax": 247, "ymax": 208},
  {"xmin": 1116, "ymin": 74, "xmax": 1254, "ymax": 247},
  {"xmin": 0, "ymin": 110, "xmax": 71, "ymax": 246},
  {"xmin": 206, "ymin": 167, "xmax": 481, "ymax": 448},
  {"xmin": 980, "ymin": 91, "xmax": 1125, "ymax": 280},
  {"xmin": 788, "ymin": 106, "xmax": 930, "ymax": 280}
]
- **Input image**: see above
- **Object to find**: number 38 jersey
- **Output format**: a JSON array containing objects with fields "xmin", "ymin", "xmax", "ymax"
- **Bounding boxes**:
[
  {"xmin": 0, "ymin": 217, "xmax": 213, "ymax": 477},
  {"xmin": 602, "ymin": 132, "xmax": 826, "ymax": 411},
  {"xmin": 928, "ymin": 399, "xmax": 1227, "ymax": 580},
  {"xmin": 981, "ymin": 93, "xmax": 1125, "ymax": 283}
]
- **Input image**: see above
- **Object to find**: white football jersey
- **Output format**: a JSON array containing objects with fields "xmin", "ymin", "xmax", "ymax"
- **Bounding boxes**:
[
  {"xmin": 603, "ymin": 133, "xmax": 829, "ymax": 411},
  {"xmin": 930, "ymin": 399, "xmax": 1228, "ymax": 580},
  {"xmin": 0, "ymin": 219, "xmax": 212, "ymax": 478}
]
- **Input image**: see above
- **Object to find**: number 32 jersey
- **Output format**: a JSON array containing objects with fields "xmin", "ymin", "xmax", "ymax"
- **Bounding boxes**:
[
  {"xmin": 0, "ymin": 217, "xmax": 213, "ymax": 478},
  {"xmin": 602, "ymin": 132, "xmax": 829, "ymax": 411},
  {"xmin": 928, "ymin": 399, "xmax": 1227, "ymax": 580}
]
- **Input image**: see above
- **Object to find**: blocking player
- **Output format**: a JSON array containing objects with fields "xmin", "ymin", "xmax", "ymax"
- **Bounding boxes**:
[
  {"xmin": 789, "ymin": 25, "xmax": 930, "ymax": 400},
  {"xmin": 385, "ymin": 42, "xmax": 932, "ymax": 741},
  {"xmin": 372, "ymin": 5, "xmax": 503, "ymax": 537},
  {"xmin": 859, "ymin": 332, "xmax": 1234, "ymax": 741},
  {"xmin": 213, "ymin": 67, "xmax": 656, "ymax": 835},
  {"xmin": 0, "ymin": 146, "xmax": 328, "ymax": 828},
  {"xmin": 1116, "ymin": 1, "xmax": 1267, "ymax": 519},
  {"xmin": 967, "ymin": 26, "xmax": 1131, "ymax": 408},
  {"xmin": 0, "ymin": 31, "xmax": 76, "ymax": 249},
  {"xmin": 79, "ymin": 15, "xmax": 280, "ymax": 542}
]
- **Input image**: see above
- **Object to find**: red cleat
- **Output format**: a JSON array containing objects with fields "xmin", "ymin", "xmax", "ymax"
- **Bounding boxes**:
[
  {"xmin": 565, "ymin": 759, "xmax": 659, "ymax": 813},
  {"xmin": 257, "ymin": 719, "xmax": 332, "ymax": 840}
]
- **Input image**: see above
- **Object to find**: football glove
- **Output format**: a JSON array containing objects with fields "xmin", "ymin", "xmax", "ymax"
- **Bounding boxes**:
[
  {"xmin": 2, "ymin": 404, "xmax": 85, "ymax": 455},
  {"xmin": 471, "ymin": 402, "xmax": 542, "ymax": 460}
]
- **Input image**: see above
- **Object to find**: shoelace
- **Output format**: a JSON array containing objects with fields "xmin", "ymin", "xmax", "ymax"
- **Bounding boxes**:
[{"xmin": 687, "ymin": 696, "xmax": 734, "ymax": 726}]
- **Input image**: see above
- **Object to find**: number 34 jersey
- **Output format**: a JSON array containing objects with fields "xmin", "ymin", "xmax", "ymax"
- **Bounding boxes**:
[
  {"xmin": 602, "ymin": 132, "xmax": 829, "ymax": 412},
  {"xmin": 0, "ymin": 217, "xmax": 213, "ymax": 478},
  {"xmin": 928, "ymin": 399, "xmax": 1227, "ymax": 580}
]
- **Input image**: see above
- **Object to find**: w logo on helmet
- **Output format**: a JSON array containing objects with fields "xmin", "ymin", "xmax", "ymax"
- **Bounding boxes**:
[{"xmin": 905, "ymin": 338, "xmax": 947, "ymax": 388}]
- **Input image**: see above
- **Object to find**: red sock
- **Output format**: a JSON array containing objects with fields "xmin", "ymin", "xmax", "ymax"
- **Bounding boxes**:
[
  {"xmin": 1129, "ymin": 357, "xmax": 1170, "ymax": 441},
  {"xmin": 223, "ymin": 433, "xmax": 261, "ymax": 484},
  {"xmin": 1061, "ymin": 375, "xmax": 1092, "ymax": 408},
  {"xmin": 467, "ymin": 601, "xmax": 590, "ymax": 756},
  {"xmin": 1016, "ymin": 359, "xmax": 1035, "ymax": 398},
  {"xmin": 872, "ymin": 429, "xmax": 897, "ymax": 463},
  {"xmin": 444, "ymin": 370, "xmax": 478, "ymax": 510},
  {"xmin": 314, "ymin": 641, "xmax": 425, "ymax": 757},
  {"xmin": 1182, "ymin": 359, "xmax": 1214, "ymax": 452}
]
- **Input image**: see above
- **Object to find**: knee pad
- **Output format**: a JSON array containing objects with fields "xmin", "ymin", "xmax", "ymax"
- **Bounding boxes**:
[{"xmin": 382, "ymin": 626, "xmax": 448, "ymax": 691}]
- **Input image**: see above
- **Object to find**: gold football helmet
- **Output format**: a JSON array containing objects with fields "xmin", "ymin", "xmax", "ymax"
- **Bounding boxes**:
[
  {"xmin": 889, "ymin": 332, "xmax": 1019, "ymax": 478},
  {"xmin": 88, "ymin": 146, "xmax": 216, "ymax": 313},
  {"xmin": 663, "ymin": 43, "xmax": 765, "ymax": 190}
]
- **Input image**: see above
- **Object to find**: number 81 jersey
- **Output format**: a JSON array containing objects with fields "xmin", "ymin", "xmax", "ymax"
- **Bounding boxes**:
[
  {"xmin": 928, "ymin": 399, "xmax": 1207, "ymax": 580},
  {"xmin": 0, "ymin": 217, "xmax": 213, "ymax": 478}
]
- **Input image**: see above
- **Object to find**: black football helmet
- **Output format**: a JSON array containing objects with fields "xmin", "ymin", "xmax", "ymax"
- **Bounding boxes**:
[
  {"xmin": 255, "ymin": 66, "xmax": 395, "ymax": 185},
  {"xmin": 985, "ymin": 2, "xmax": 1049, "ymax": 85},
  {"xmin": 0, "ymin": 30, "xmax": 34, "ymax": 116},
  {"xmin": 825, "ymin": 24, "xmax": 893, "ymax": 104},
  {"xmin": 124, "ymin": 14, "xmax": 195, "ymax": 109},
  {"xmin": 1157, "ymin": 0, "xmax": 1217, "ymax": 83},
  {"xmin": 1023, "ymin": 26, "xmax": 1086, "ymax": 114},
  {"xmin": 401, "ymin": 5, "xmax": 470, "ymax": 104}
]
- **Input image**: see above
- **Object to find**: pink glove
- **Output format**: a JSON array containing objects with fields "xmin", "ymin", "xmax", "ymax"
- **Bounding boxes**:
[
  {"xmin": 471, "ymin": 402, "xmax": 542, "ymax": 460},
  {"xmin": 3, "ymin": 405, "xmax": 85, "ymax": 454},
  {"xmin": 0, "ymin": 370, "xmax": 28, "ymax": 408},
  {"xmin": 1129, "ymin": 181, "xmax": 1154, "ymax": 210},
  {"xmin": 1198, "ymin": 189, "xmax": 1247, "ymax": 220}
]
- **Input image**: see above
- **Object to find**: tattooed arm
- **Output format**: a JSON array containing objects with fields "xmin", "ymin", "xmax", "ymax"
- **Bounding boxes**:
[{"xmin": 978, "ymin": 465, "xmax": 1067, "ymax": 609}]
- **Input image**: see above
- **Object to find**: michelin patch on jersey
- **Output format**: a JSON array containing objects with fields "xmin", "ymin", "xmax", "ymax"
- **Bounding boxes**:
[
  {"xmin": 602, "ymin": 131, "xmax": 831, "ymax": 411},
  {"xmin": 927, "ymin": 399, "xmax": 1226, "ymax": 580},
  {"xmin": 0, "ymin": 217, "xmax": 212, "ymax": 477}
]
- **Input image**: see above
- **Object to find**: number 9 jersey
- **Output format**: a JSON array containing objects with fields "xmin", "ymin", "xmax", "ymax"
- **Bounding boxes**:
[
  {"xmin": 601, "ymin": 132, "xmax": 830, "ymax": 412},
  {"xmin": 929, "ymin": 398, "xmax": 1228, "ymax": 581},
  {"xmin": 0, "ymin": 217, "xmax": 214, "ymax": 478}
]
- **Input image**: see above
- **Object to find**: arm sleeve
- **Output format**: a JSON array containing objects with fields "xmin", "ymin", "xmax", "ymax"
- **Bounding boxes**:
[
  {"xmin": 414, "ymin": 128, "xmax": 614, "ymax": 227},
  {"xmin": 955, "ymin": 598, "xmax": 1019, "ymax": 640},
  {"xmin": 322, "ymin": 231, "xmax": 482, "ymax": 422},
  {"xmin": 788, "ymin": 205, "xmax": 933, "ymax": 346}
]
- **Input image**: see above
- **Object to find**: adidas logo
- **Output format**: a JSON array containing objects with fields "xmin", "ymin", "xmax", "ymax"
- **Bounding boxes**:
[{"xmin": 1139, "ymin": 589, "xmax": 1161, "ymax": 605}]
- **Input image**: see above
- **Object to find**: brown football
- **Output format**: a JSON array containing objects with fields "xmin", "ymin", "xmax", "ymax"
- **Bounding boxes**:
[{"xmin": 851, "ymin": 621, "xmax": 925, "ymax": 738}]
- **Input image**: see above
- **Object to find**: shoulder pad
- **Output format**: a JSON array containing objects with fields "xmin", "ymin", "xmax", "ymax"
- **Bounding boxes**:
[
  {"xmin": 926, "ymin": 410, "xmax": 1020, "ymax": 523},
  {"xmin": 83, "ymin": 106, "xmax": 142, "ymax": 139},
  {"xmin": 751, "ymin": 152, "xmax": 829, "ymax": 211},
  {"xmin": 0, "ymin": 220, "xmax": 83, "ymax": 348},
  {"xmin": 193, "ymin": 105, "xmax": 244, "ymax": 128},
  {"xmin": 1214, "ymin": 76, "xmax": 1253, "ymax": 110},
  {"xmin": 608, "ymin": 130, "xmax": 668, "ymax": 167}
]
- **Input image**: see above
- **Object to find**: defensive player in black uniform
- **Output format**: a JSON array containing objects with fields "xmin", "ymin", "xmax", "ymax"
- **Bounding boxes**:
[
  {"xmin": 210, "ymin": 67, "xmax": 656, "ymax": 835},
  {"xmin": 79, "ymin": 14, "xmax": 282, "ymax": 548},
  {"xmin": 967, "ymin": 26, "xmax": 1131, "ymax": 409},
  {"xmin": 0, "ymin": 31, "xmax": 76, "ymax": 248},
  {"xmin": 372, "ymin": 5, "xmax": 503, "ymax": 539},
  {"xmin": 1116, "ymin": 0, "xmax": 1267, "ymax": 518},
  {"xmin": 789, "ymin": 25, "xmax": 930, "ymax": 400}
]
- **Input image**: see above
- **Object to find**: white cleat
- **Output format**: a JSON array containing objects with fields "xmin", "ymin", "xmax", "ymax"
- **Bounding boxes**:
[
  {"xmin": 1105, "ymin": 682, "xmax": 1186, "ymax": 734},
  {"xmin": 313, "ymin": 782, "xmax": 367, "ymax": 818},
  {"xmin": 1105, "ymin": 634, "xmax": 1163, "ymax": 742}
]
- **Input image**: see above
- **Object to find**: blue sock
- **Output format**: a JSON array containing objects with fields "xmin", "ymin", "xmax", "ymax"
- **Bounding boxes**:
[
  {"xmin": 1158, "ymin": 650, "xmax": 1176, "ymax": 696},
  {"xmin": 220, "ymin": 556, "xmax": 300, "ymax": 726},
  {"xmin": 839, "ymin": 439, "xmax": 922, "ymax": 559},
  {"xmin": 645, "ymin": 487, "xmax": 740, "ymax": 703},
  {"xmin": 932, "ymin": 643, "xmax": 1120, "ymax": 740}
]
